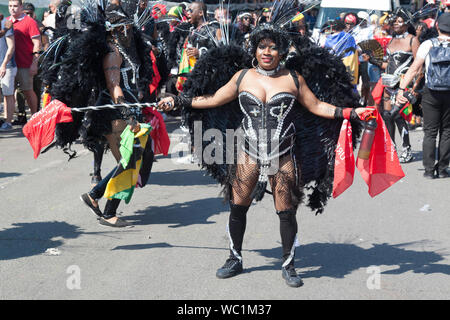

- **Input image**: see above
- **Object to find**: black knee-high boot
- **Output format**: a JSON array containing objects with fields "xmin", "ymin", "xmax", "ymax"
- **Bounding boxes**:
[
  {"xmin": 228, "ymin": 203, "xmax": 250, "ymax": 258},
  {"xmin": 216, "ymin": 203, "xmax": 250, "ymax": 279},
  {"xmin": 383, "ymin": 111, "xmax": 396, "ymax": 145},
  {"xmin": 278, "ymin": 209, "xmax": 303, "ymax": 287},
  {"xmin": 395, "ymin": 117, "xmax": 413, "ymax": 162},
  {"xmin": 395, "ymin": 117, "xmax": 411, "ymax": 148}
]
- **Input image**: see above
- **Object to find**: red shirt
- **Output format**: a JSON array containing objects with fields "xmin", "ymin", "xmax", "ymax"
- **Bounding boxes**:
[{"xmin": 8, "ymin": 14, "xmax": 40, "ymax": 68}]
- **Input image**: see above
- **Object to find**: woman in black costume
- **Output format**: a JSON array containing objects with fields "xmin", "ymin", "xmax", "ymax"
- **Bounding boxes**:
[
  {"xmin": 381, "ymin": 8, "xmax": 420, "ymax": 163},
  {"xmin": 158, "ymin": 23, "xmax": 373, "ymax": 287}
]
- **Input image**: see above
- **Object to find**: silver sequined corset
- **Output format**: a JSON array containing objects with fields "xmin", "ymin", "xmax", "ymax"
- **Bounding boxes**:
[
  {"xmin": 386, "ymin": 50, "xmax": 413, "ymax": 75},
  {"xmin": 238, "ymin": 91, "xmax": 299, "ymax": 161}
]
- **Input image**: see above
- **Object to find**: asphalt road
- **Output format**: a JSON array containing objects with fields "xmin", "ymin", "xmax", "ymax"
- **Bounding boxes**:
[{"xmin": 0, "ymin": 117, "xmax": 449, "ymax": 300}]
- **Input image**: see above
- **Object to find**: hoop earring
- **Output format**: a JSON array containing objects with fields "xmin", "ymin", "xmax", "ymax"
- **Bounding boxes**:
[{"xmin": 252, "ymin": 58, "xmax": 258, "ymax": 68}]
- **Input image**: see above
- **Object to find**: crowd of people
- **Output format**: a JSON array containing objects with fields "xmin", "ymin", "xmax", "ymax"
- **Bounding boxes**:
[
  {"xmin": 0, "ymin": 0, "xmax": 449, "ymax": 287},
  {"xmin": 315, "ymin": 2, "xmax": 450, "ymax": 177}
]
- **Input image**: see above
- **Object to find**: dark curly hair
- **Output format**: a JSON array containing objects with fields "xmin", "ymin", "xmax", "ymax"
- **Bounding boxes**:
[{"xmin": 248, "ymin": 26, "xmax": 290, "ymax": 58}]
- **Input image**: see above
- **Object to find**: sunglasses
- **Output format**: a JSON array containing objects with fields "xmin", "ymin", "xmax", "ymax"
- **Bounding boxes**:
[{"xmin": 243, "ymin": 17, "xmax": 250, "ymax": 20}]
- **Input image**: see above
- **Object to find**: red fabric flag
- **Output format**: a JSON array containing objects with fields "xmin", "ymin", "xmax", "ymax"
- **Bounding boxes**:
[
  {"xmin": 149, "ymin": 50, "xmax": 161, "ymax": 94},
  {"xmin": 22, "ymin": 100, "xmax": 73, "ymax": 159},
  {"xmin": 356, "ymin": 108, "xmax": 405, "ymax": 197},
  {"xmin": 371, "ymin": 78, "xmax": 385, "ymax": 105},
  {"xmin": 142, "ymin": 107, "xmax": 170, "ymax": 156},
  {"xmin": 333, "ymin": 119, "xmax": 355, "ymax": 198}
]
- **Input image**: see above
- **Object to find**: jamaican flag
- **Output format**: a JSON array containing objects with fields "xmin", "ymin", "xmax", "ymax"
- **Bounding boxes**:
[{"xmin": 104, "ymin": 124, "xmax": 153, "ymax": 204}]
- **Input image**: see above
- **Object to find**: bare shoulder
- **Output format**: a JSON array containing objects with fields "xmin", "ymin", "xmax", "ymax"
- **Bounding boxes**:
[
  {"xmin": 233, "ymin": 68, "xmax": 254, "ymax": 82},
  {"xmin": 104, "ymin": 43, "xmax": 121, "ymax": 64}
]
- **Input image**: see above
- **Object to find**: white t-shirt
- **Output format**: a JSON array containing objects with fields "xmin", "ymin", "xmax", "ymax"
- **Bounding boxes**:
[{"xmin": 416, "ymin": 37, "xmax": 450, "ymax": 83}]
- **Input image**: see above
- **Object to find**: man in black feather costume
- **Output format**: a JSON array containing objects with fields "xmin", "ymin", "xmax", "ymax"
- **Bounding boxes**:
[
  {"xmin": 158, "ymin": 1, "xmax": 374, "ymax": 287},
  {"xmin": 40, "ymin": 0, "xmax": 155, "ymax": 227},
  {"xmin": 78, "ymin": 0, "xmax": 156, "ymax": 227}
]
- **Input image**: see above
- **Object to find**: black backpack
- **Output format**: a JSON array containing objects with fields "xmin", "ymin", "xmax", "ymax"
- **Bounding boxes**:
[{"xmin": 426, "ymin": 38, "xmax": 450, "ymax": 91}]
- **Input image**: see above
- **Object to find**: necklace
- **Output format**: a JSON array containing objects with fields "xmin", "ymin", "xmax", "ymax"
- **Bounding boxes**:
[{"xmin": 255, "ymin": 65, "xmax": 281, "ymax": 76}]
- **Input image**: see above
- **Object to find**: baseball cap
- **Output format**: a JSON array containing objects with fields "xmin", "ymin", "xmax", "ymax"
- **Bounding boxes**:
[
  {"xmin": 344, "ymin": 14, "xmax": 357, "ymax": 24},
  {"xmin": 437, "ymin": 12, "xmax": 450, "ymax": 33},
  {"xmin": 357, "ymin": 11, "xmax": 369, "ymax": 21}
]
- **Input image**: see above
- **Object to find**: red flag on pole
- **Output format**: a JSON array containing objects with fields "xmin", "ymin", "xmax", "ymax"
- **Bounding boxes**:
[{"xmin": 22, "ymin": 100, "xmax": 73, "ymax": 159}]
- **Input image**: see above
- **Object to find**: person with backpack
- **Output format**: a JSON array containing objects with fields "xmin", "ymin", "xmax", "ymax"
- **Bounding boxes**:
[{"xmin": 396, "ymin": 12, "xmax": 450, "ymax": 179}]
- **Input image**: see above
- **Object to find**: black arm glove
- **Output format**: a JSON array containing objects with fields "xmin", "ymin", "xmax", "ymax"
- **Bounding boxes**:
[
  {"xmin": 369, "ymin": 56, "xmax": 382, "ymax": 68},
  {"xmin": 174, "ymin": 95, "xmax": 193, "ymax": 109}
]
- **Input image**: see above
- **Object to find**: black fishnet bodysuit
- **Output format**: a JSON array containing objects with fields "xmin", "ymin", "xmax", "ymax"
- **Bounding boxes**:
[
  {"xmin": 225, "ymin": 70, "xmax": 303, "ymax": 265},
  {"xmin": 230, "ymin": 80, "xmax": 303, "ymax": 211}
]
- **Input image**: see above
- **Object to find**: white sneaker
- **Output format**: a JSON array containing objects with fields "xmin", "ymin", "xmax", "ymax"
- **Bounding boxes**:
[{"xmin": 0, "ymin": 122, "xmax": 13, "ymax": 131}]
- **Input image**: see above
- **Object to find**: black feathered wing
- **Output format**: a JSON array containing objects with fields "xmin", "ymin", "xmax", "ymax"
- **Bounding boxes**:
[
  {"xmin": 286, "ymin": 39, "xmax": 363, "ymax": 213},
  {"xmin": 182, "ymin": 44, "xmax": 252, "ymax": 184},
  {"xmin": 40, "ymin": 23, "xmax": 110, "ymax": 149}
]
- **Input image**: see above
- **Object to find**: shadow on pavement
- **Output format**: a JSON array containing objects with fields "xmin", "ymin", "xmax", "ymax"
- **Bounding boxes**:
[
  {"xmin": 0, "ymin": 221, "xmax": 82, "ymax": 261},
  {"xmin": 128, "ymin": 197, "xmax": 227, "ymax": 228},
  {"xmin": 112, "ymin": 243, "xmax": 228, "ymax": 252},
  {"xmin": 112, "ymin": 242, "xmax": 174, "ymax": 251},
  {"xmin": 148, "ymin": 169, "xmax": 216, "ymax": 187},
  {"xmin": 0, "ymin": 172, "xmax": 22, "ymax": 179},
  {"xmin": 0, "ymin": 128, "xmax": 25, "ymax": 139},
  {"xmin": 247, "ymin": 241, "xmax": 450, "ymax": 278}
]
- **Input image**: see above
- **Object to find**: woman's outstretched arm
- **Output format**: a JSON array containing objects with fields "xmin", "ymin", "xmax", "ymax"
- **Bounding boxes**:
[
  {"xmin": 295, "ymin": 73, "xmax": 368, "ymax": 120},
  {"xmin": 158, "ymin": 70, "xmax": 243, "ymax": 111}
]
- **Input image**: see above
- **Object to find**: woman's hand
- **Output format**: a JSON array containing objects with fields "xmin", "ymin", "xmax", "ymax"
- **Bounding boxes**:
[
  {"xmin": 354, "ymin": 107, "xmax": 376, "ymax": 120},
  {"xmin": 130, "ymin": 122, "xmax": 141, "ymax": 133},
  {"xmin": 395, "ymin": 90, "xmax": 409, "ymax": 106},
  {"xmin": 157, "ymin": 97, "xmax": 175, "ymax": 112}
]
